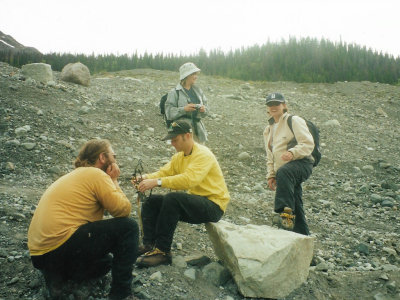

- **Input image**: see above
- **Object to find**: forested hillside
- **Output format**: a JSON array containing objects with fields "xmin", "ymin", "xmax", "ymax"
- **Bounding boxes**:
[{"xmin": 1, "ymin": 37, "xmax": 399, "ymax": 84}]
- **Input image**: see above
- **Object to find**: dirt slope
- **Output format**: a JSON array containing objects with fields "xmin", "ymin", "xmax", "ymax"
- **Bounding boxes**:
[{"xmin": 1, "ymin": 62, "xmax": 399, "ymax": 300}]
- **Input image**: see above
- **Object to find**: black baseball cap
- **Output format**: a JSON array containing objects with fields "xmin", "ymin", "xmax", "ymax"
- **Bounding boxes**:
[
  {"xmin": 266, "ymin": 93, "xmax": 285, "ymax": 105},
  {"xmin": 162, "ymin": 120, "xmax": 192, "ymax": 140}
]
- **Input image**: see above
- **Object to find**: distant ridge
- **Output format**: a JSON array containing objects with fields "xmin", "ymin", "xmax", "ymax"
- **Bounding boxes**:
[{"xmin": 0, "ymin": 30, "xmax": 41, "ymax": 54}]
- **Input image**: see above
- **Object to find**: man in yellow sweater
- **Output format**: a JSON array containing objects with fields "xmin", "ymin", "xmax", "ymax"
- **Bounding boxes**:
[
  {"xmin": 134, "ymin": 120, "xmax": 230, "ymax": 267},
  {"xmin": 28, "ymin": 139, "xmax": 138, "ymax": 300}
]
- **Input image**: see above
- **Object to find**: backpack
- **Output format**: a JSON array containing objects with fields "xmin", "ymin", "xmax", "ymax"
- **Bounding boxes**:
[
  {"xmin": 287, "ymin": 115, "xmax": 321, "ymax": 167},
  {"xmin": 159, "ymin": 90, "xmax": 179, "ymax": 128}
]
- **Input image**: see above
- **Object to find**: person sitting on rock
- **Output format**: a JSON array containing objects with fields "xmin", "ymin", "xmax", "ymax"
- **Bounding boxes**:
[
  {"xmin": 264, "ymin": 93, "xmax": 314, "ymax": 235},
  {"xmin": 28, "ymin": 139, "xmax": 139, "ymax": 300},
  {"xmin": 165, "ymin": 62, "xmax": 209, "ymax": 143},
  {"xmin": 133, "ymin": 120, "xmax": 230, "ymax": 267}
]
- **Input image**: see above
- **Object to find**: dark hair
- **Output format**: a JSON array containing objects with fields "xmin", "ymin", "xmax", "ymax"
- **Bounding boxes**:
[{"xmin": 74, "ymin": 139, "xmax": 110, "ymax": 168}]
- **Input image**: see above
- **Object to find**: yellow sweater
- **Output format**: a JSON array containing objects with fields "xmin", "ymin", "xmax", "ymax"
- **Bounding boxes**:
[
  {"xmin": 146, "ymin": 143, "xmax": 230, "ymax": 212},
  {"xmin": 28, "ymin": 167, "xmax": 131, "ymax": 256}
]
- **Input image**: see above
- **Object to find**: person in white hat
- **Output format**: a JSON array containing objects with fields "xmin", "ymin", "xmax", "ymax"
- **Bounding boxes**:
[{"xmin": 164, "ymin": 62, "xmax": 209, "ymax": 143}]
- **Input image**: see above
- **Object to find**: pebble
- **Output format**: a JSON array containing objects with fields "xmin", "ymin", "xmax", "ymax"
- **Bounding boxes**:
[
  {"xmin": 5, "ymin": 162, "xmax": 15, "ymax": 171},
  {"xmin": 184, "ymin": 268, "xmax": 198, "ymax": 280},
  {"xmin": 7, "ymin": 277, "xmax": 18, "ymax": 285},
  {"xmin": 381, "ymin": 200, "xmax": 394, "ymax": 208},
  {"xmin": 21, "ymin": 142, "xmax": 36, "ymax": 150},
  {"xmin": 238, "ymin": 152, "xmax": 251, "ymax": 161},
  {"xmin": 149, "ymin": 271, "xmax": 162, "ymax": 281},
  {"xmin": 379, "ymin": 273, "xmax": 389, "ymax": 281},
  {"xmin": 357, "ymin": 243, "xmax": 369, "ymax": 255}
]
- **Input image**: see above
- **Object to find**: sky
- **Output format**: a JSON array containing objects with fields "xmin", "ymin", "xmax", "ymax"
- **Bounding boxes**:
[{"xmin": 1, "ymin": 0, "xmax": 400, "ymax": 58}]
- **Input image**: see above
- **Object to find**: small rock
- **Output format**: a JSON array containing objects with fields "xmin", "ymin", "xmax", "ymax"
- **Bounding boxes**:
[
  {"xmin": 184, "ymin": 268, "xmax": 198, "ymax": 280},
  {"xmin": 381, "ymin": 200, "xmax": 394, "ymax": 208},
  {"xmin": 370, "ymin": 194, "xmax": 382, "ymax": 204},
  {"xmin": 185, "ymin": 254, "xmax": 211, "ymax": 267},
  {"xmin": 362, "ymin": 165, "xmax": 374, "ymax": 171},
  {"xmin": 48, "ymin": 166, "xmax": 62, "ymax": 175},
  {"xmin": 324, "ymin": 120, "xmax": 340, "ymax": 126},
  {"xmin": 79, "ymin": 106, "xmax": 91, "ymax": 114},
  {"xmin": 379, "ymin": 273, "xmax": 389, "ymax": 281},
  {"xmin": 382, "ymin": 264, "xmax": 399, "ymax": 272},
  {"xmin": 376, "ymin": 107, "xmax": 388, "ymax": 117},
  {"xmin": 5, "ymin": 162, "xmax": 15, "ymax": 171},
  {"xmin": 21, "ymin": 142, "xmax": 36, "ymax": 150},
  {"xmin": 373, "ymin": 292, "xmax": 390, "ymax": 300},
  {"xmin": 202, "ymin": 262, "xmax": 231, "ymax": 286},
  {"xmin": 386, "ymin": 281, "xmax": 397, "ymax": 292},
  {"xmin": 315, "ymin": 262, "xmax": 329, "ymax": 272},
  {"xmin": 149, "ymin": 271, "xmax": 162, "ymax": 281},
  {"xmin": 7, "ymin": 277, "xmax": 19, "ymax": 285},
  {"xmin": 172, "ymin": 255, "xmax": 187, "ymax": 268},
  {"xmin": 382, "ymin": 247, "xmax": 397, "ymax": 256},
  {"xmin": 176, "ymin": 242, "xmax": 183, "ymax": 250},
  {"xmin": 15, "ymin": 125, "xmax": 31, "ymax": 136},
  {"xmin": 357, "ymin": 243, "xmax": 369, "ymax": 255},
  {"xmin": 238, "ymin": 152, "xmax": 251, "ymax": 161},
  {"xmin": 253, "ymin": 183, "xmax": 265, "ymax": 193},
  {"xmin": 29, "ymin": 278, "xmax": 42, "ymax": 288}
]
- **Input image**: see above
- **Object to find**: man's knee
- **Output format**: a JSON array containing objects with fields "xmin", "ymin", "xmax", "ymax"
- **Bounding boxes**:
[
  {"xmin": 276, "ymin": 166, "xmax": 290, "ymax": 181},
  {"xmin": 114, "ymin": 217, "xmax": 139, "ymax": 236},
  {"xmin": 163, "ymin": 193, "xmax": 183, "ymax": 208}
]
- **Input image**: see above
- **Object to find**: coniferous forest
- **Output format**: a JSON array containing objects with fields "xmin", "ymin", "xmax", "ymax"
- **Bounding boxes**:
[{"xmin": 1, "ymin": 37, "xmax": 399, "ymax": 84}]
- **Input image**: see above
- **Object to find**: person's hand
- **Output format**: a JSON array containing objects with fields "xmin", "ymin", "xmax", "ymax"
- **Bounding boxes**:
[
  {"xmin": 184, "ymin": 103, "xmax": 197, "ymax": 112},
  {"xmin": 199, "ymin": 105, "xmax": 205, "ymax": 113},
  {"xmin": 281, "ymin": 151, "xmax": 294, "ymax": 161},
  {"xmin": 131, "ymin": 175, "xmax": 147, "ymax": 188},
  {"xmin": 107, "ymin": 163, "xmax": 121, "ymax": 187},
  {"xmin": 268, "ymin": 178, "xmax": 276, "ymax": 191},
  {"xmin": 138, "ymin": 179, "xmax": 158, "ymax": 193},
  {"xmin": 106, "ymin": 163, "xmax": 120, "ymax": 180}
]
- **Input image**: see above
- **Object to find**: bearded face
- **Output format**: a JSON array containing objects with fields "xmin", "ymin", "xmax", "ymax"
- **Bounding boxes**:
[
  {"xmin": 101, "ymin": 155, "xmax": 112, "ymax": 172},
  {"xmin": 100, "ymin": 148, "xmax": 116, "ymax": 173}
]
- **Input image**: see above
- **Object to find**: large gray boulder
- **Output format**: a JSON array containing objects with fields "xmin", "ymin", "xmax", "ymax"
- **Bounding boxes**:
[
  {"xmin": 21, "ymin": 63, "xmax": 53, "ymax": 83},
  {"xmin": 60, "ymin": 62, "xmax": 90, "ymax": 86},
  {"xmin": 206, "ymin": 220, "xmax": 314, "ymax": 299}
]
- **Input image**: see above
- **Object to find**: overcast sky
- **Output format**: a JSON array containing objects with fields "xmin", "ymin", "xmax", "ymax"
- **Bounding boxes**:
[{"xmin": 1, "ymin": 0, "xmax": 400, "ymax": 58}]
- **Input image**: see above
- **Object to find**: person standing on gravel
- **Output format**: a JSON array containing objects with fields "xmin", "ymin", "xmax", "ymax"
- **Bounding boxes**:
[
  {"xmin": 165, "ymin": 62, "xmax": 209, "ymax": 143},
  {"xmin": 132, "ymin": 120, "xmax": 230, "ymax": 267},
  {"xmin": 28, "ymin": 139, "xmax": 139, "ymax": 300},
  {"xmin": 264, "ymin": 93, "xmax": 314, "ymax": 235}
]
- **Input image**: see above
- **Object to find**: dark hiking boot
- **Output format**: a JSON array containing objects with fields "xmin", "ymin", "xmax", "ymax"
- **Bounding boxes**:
[
  {"xmin": 137, "ymin": 244, "xmax": 154, "ymax": 256},
  {"xmin": 272, "ymin": 207, "xmax": 295, "ymax": 231},
  {"xmin": 136, "ymin": 248, "xmax": 172, "ymax": 268}
]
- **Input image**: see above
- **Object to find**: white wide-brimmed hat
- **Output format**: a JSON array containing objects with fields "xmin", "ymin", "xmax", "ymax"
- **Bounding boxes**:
[{"xmin": 179, "ymin": 62, "xmax": 201, "ymax": 80}]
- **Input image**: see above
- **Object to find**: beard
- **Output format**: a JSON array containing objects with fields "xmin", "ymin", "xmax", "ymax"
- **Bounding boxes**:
[{"xmin": 101, "ymin": 157, "xmax": 112, "ymax": 173}]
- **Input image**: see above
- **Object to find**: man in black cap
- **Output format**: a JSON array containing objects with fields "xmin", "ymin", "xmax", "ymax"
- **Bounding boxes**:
[{"xmin": 133, "ymin": 120, "xmax": 230, "ymax": 267}]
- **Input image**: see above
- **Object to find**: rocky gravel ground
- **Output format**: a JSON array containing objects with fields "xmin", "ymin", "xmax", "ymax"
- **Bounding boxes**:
[{"xmin": 0, "ymin": 61, "xmax": 400, "ymax": 300}]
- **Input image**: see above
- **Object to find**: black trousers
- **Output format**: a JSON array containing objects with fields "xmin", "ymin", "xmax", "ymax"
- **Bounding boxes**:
[
  {"xmin": 274, "ymin": 159, "xmax": 313, "ymax": 235},
  {"xmin": 31, "ymin": 217, "xmax": 138, "ymax": 300},
  {"xmin": 141, "ymin": 192, "xmax": 224, "ymax": 252}
]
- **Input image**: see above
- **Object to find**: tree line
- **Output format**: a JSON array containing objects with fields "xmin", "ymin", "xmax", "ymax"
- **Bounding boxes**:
[{"xmin": 1, "ymin": 37, "xmax": 399, "ymax": 84}]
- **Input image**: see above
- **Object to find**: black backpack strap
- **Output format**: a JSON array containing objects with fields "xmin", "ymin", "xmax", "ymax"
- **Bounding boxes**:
[{"xmin": 287, "ymin": 115, "xmax": 294, "ymax": 134}]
